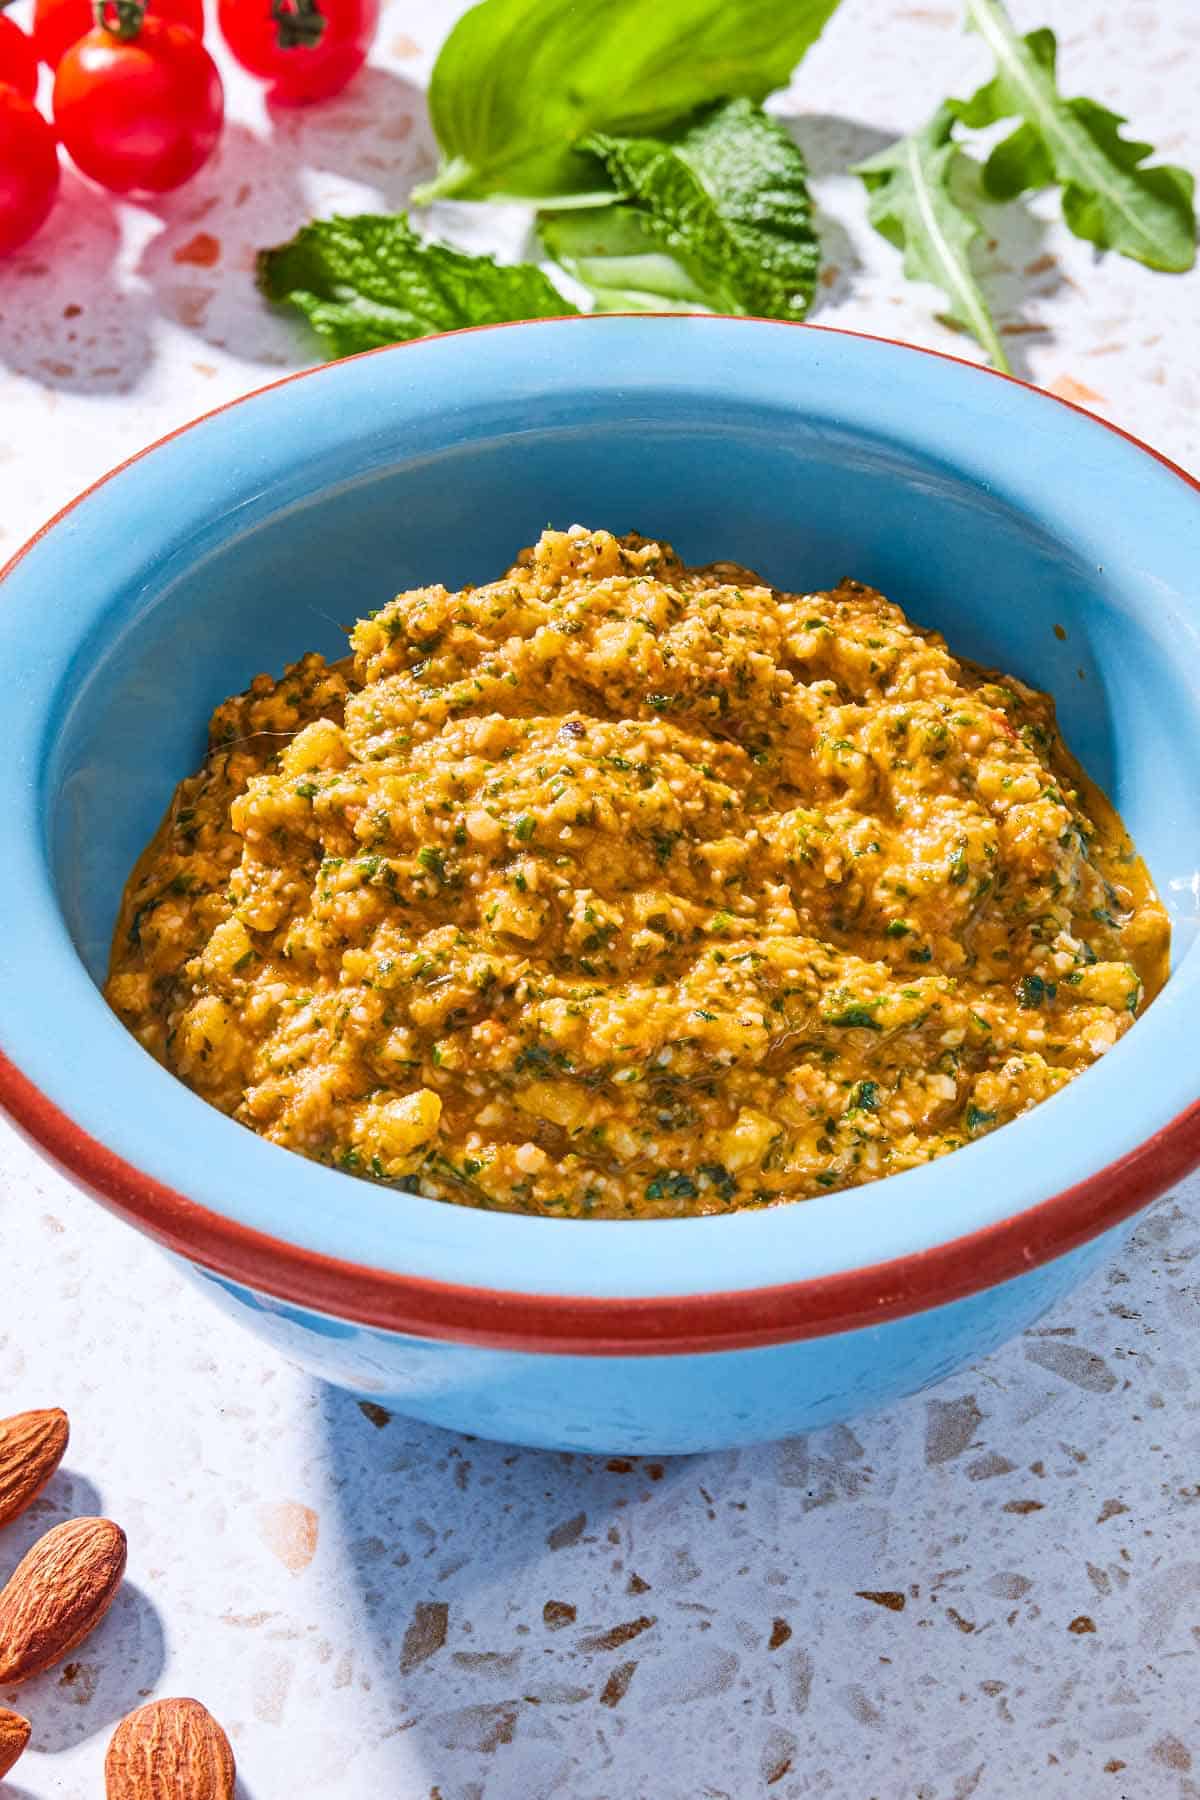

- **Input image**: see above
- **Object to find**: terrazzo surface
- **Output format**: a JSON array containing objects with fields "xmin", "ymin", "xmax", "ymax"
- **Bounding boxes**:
[{"xmin": 2, "ymin": 0, "xmax": 1199, "ymax": 1793}]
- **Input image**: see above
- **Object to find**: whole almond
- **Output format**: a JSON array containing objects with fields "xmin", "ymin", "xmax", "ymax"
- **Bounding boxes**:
[
  {"xmin": 0, "ymin": 1706, "xmax": 31, "ymax": 1778},
  {"xmin": 0, "ymin": 1408, "xmax": 69, "ymax": 1529},
  {"xmin": 105, "ymin": 1697, "xmax": 235, "ymax": 1800},
  {"xmin": 0, "ymin": 1516, "xmax": 126, "ymax": 1684}
]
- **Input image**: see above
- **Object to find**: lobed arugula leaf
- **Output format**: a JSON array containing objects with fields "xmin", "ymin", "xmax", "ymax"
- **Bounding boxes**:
[
  {"xmin": 548, "ymin": 99, "xmax": 820, "ymax": 320},
  {"xmin": 855, "ymin": 107, "xmax": 1011, "ymax": 372},
  {"xmin": 257, "ymin": 214, "xmax": 576, "ymax": 360},
  {"xmin": 955, "ymin": 0, "xmax": 1195, "ymax": 272},
  {"xmin": 412, "ymin": 0, "xmax": 843, "ymax": 204}
]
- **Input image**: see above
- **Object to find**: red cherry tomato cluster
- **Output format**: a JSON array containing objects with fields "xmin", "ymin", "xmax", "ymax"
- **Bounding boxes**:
[
  {"xmin": 33, "ymin": 0, "xmax": 202, "ymax": 67},
  {"xmin": 0, "ymin": 9, "xmax": 37, "ymax": 92},
  {"xmin": 0, "ymin": 3, "xmax": 57, "ymax": 256},
  {"xmin": 0, "ymin": 0, "xmax": 377, "ymax": 256},
  {"xmin": 55, "ymin": 14, "xmax": 224, "ymax": 194},
  {"xmin": 0, "ymin": 87, "xmax": 57, "ymax": 255},
  {"xmin": 219, "ymin": 0, "xmax": 379, "ymax": 105}
]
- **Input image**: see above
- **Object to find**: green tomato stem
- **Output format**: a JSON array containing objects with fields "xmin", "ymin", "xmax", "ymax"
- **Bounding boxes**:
[
  {"xmin": 270, "ymin": 0, "xmax": 326, "ymax": 51},
  {"xmin": 95, "ymin": 0, "xmax": 147, "ymax": 38}
]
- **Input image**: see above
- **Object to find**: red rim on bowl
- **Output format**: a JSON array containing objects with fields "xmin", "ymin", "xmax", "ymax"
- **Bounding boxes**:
[{"xmin": 3, "ymin": 317, "xmax": 1199, "ymax": 1357}]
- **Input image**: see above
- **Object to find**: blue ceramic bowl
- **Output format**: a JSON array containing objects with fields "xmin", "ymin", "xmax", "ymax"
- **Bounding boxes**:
[{"xmin": 3, "ymin": 317, "xmax": 1200, "ymax": 1454}]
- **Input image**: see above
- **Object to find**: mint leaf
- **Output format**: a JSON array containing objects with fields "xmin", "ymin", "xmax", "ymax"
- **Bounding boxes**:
[
  {"xmin": 855, "ymin": 107, "xmax": 1011, "ymax": 373},
  {"xmin": 413, "ymin": 0, "xmax": 843, "ymax": 204},
  {"xmin": 539, "ymin": 207, "xmax": 714, "ymax": 312},
  {"xmin": 257, "ymin": 213, "xmax": 576, "ymax": 360},
  {"xmin": 551, "ymin": 99, "xmax": 819, "ymax": 320},
  {"xmin": 955, "ymin": 0, "xmax": 1195, "ymax": 273}
]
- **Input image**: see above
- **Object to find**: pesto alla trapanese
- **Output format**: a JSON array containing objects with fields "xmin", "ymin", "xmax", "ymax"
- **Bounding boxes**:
[{"xmin": 106, "ymin": 527, "xmax": 1169, "ymax": 1218}]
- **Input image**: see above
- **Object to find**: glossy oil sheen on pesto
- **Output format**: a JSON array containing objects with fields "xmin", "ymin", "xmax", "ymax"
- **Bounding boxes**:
[{"xmin": 105, "ymin": 526, "xmax": 1170, "ymax": 1219}]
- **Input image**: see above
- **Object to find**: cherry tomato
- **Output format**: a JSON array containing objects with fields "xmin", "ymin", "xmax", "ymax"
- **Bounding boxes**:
[
  {"xmin": 217, "ymin": 0, "xmax": 378, "ymax": 103},
  {"xmin": 0, "ymin": 13, "xmax": 38, "ymax": 97},
  {"xmin": 0, "ymin": 89, "xmax": 59, "ymax": 256},
  {"xmin": 53, "ymin": 16, "xmax": 223, "ymax": 195},
  {"xmin": 32, "ymin": 0, "xmax": 205, "ymax": 71}
]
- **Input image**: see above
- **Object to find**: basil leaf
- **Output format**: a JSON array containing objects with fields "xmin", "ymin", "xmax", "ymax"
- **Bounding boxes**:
[
  {"xmin": 257, "ymin": 214, "xmax": 576, "ymax": 359},
  {"xmin": 551, "ymin": 99, "xmax": 818, "ymax": 320},
  {"xmin": 412, "ymin": 0, "xmax": 843, "ymax": 204},
  {"xmin": 954, "ymin": 0, "xmax": 1195, "ymax": 273},
  {"xmin": 854, "ymin": 107, "xmax": 1011, "ymax": 373}
]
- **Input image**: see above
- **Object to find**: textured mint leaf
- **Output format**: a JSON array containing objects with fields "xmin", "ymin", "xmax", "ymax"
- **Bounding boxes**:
[
  {"xmin": 854, "ymin": 107, "xmax": 1011, "ymax": 372},
  {"xmin": 258, "ymin": 213, "xmax": 576, "ymax": 360},
  {"xmin": 414, "ymin": 0, "xmax": 843, "ymax": 203},
  {"xmin": 570, "ymin": 98, "xmax": 819, "ymax": 320},
  {"xmin": 539, "ymin": 207, "xmax": 713, "ymax": 312},
  {"xmin": 955, "ymin": 0, "xmax": 1195, "ymax": 272}
]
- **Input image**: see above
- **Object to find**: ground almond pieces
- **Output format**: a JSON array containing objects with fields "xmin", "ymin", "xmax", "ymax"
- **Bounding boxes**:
[{"xmin": 105, "ymin": 525, "xmax": 1170, "ymax": 1218}]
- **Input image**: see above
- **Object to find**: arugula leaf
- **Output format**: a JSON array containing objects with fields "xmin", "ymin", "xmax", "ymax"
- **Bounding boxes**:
[
  {"xmin": 257, "ymin": 214, "xmax": 576, "ymax": 359},
  {"xmin": 855, "ymin": 107, "xmax": 1012, "ymax": 373},
  {"xmin": 546, "ymin": 99, "xmax": 819, "ymax": 320},
  {"xmin": 412, "ymin": 0, "xmax": 843, "ymax": 204},
  {"xmin": 954, "ymin": 0, "xmax": 1195, "ymax": 273}
]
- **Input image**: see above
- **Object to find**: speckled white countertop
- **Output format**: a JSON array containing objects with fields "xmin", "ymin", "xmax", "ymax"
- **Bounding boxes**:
[{"xmin": 2, "ymin": 1, "xmax": 1199, "ymax": 1794}]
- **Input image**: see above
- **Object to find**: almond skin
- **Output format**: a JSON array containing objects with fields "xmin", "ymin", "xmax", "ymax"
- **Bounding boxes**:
[
  {"xmin": 105, "ymin": 1697, "xmax": 236, "ymax": 1800},
  {"xmin": 0, "ymin": 1707, "xmax": 31, "ymax": 1779},
  {"xmin": 0, "ymin": 1408, "xmax": 69, "ymax": 1528},
  {"xmin": 0, "ymin": 1516, "xmax": 126, "ymax": 1684}
]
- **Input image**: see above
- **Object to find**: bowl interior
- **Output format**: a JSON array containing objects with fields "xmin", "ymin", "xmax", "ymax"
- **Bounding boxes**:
[{"xmin": 5, "ymin": 317, "xmax": 1200, "ymax": 1299}]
